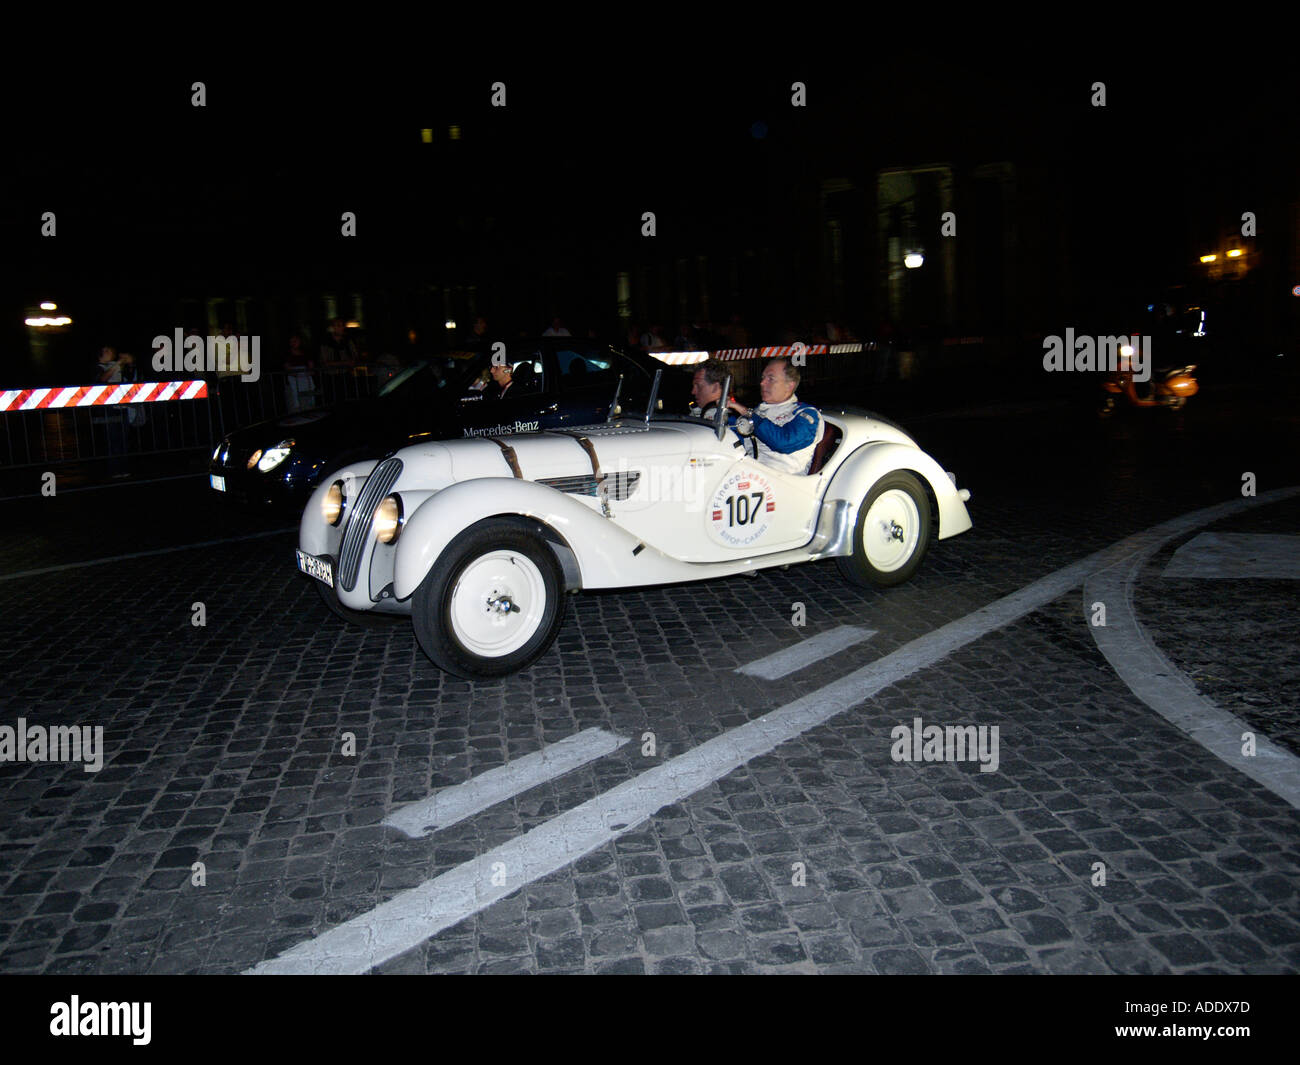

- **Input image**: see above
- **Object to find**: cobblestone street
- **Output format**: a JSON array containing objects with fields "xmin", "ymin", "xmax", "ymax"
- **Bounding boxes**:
[{"xmin": 2, "ymin": 388, "xmax": 1296, "ymax": 975}]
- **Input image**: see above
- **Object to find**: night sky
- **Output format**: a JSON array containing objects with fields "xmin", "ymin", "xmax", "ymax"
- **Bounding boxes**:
[{"xmin": 2, "ymin": 48, "xmax": 1295, "ymax": 383}]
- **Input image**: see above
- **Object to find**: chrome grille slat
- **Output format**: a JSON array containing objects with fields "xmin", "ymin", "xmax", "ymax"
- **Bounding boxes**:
[{"xmin": 338, "ymin": 458, "xmax": 403, "ymax": 591}]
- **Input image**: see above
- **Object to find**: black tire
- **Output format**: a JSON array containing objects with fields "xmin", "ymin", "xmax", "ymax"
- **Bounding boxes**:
[
  {"xmin": 314, "ymin": 576, "xmax": 404, "ymax": 628},
  {"xmin": 411, "ymin": 520, "xmax": 566, "ymax": 679},
  {"xmin": 835, "ymin": 471, "xmax": 931, "ymax": 588}
]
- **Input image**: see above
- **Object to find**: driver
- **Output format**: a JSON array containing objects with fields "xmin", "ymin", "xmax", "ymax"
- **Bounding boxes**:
[
  {"xmin": 488, "ymin": 362, "xmax": 514, "ymax": 399},
  {"xmin": 726, "ymin": 357, "xmax": 823, "ymax": 474},
  {"xmin": 690, "ymin": 358, "xmax": 727, "ymax": 419}
]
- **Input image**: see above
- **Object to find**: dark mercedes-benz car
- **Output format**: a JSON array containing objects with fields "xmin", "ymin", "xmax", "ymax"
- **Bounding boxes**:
[{"xmin": 208, "ymin": 339, "xmax": 687, "ymax": 509}]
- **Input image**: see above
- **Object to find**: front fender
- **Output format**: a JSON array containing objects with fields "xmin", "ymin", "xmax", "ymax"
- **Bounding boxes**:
[
  {"xmin": 393, "ymin": 478, "xmax": 646, "ymax": 599},
  {"xmin": 825, "ymin": 441, "xmax": 972, "ymax": 540},
  {"xmin": 299, "ymin": 458, "xmax": 380, "ymax": 557}
]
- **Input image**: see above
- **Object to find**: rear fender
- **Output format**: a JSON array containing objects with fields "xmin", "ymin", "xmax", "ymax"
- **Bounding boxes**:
[{"xmin": 824, "ymin": 441, "xmax": 972, "ymax": 540}]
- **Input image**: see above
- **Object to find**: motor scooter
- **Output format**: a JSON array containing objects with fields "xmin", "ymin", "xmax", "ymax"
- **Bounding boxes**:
[{"xmin": 1100, "ymin": 348, "xmax": 1198, "ymax": 414}]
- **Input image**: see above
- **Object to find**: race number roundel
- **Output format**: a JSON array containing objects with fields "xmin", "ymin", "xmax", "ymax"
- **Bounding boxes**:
[{"xmin": 708, "ymin": 469, "xmax": 776, "ymax": 547}]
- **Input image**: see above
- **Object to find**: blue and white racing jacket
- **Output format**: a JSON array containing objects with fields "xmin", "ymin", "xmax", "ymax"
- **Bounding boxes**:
[{"xmin": 743, "ymin": 395, "xmax": 823, "ymax": 475}]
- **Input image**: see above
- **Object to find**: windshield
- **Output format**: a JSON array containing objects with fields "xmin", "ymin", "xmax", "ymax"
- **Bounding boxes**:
[
  {"xmin": 377, "ymin": 352, "xmax": 519, "ymax": 402},
  {"xmin": 378, "ymin": 361, "xmax": 430, "ymax": 397}
]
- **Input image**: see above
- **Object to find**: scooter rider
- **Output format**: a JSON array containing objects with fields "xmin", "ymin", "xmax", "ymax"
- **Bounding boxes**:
[{"xmin": 726, "ymin": 357, "xmax": 823, "ymax": 475}]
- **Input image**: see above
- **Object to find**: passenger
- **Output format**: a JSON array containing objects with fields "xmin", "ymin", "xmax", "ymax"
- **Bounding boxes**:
[
  {"xmin": 690, "ymin": 358, "xmax": 728, "ymax": 420},
  {"xmin": 726, "ymin": 357, "xmax": 823, "ymax": 474}
]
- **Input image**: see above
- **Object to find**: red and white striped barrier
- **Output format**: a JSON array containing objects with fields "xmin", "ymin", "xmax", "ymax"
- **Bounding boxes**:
[
  {"xmin": 650, "ymin": 342, "xmax": 866, "ymax": 366},
  {"xmin": 0, "ymin": 380, "xmax": 209, "ymax": 413}
]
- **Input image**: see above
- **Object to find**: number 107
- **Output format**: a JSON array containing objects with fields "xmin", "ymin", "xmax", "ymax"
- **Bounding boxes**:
[{"xmin": 726, "ymin": 492, "xmax": 764, "ymax": 526}]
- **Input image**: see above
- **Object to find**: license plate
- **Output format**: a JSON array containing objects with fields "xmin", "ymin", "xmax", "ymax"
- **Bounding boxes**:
[
  {"xmin": 210, "ymin": 474, "xmax": 226, "ymax": 492},
  {"xmin": 296, "ymin": 550, "xmax": 334, "ymax": 587}
]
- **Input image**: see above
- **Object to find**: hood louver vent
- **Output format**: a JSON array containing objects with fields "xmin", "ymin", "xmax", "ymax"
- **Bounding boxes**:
[{"xmin": 537, "ymin": 471, "xmax": 640, "ymax": 501}]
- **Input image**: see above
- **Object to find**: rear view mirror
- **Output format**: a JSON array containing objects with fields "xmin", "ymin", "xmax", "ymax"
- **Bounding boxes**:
[
  {"xmin": 715, "ymin": 374, "xmax": 732, "ymax": 440},
  {"xmin": 607, "ymin": 373, "xmax": 624, "ymax": 422},
  {"xmin": 644, "ymin": 369, "xmax": 662, "ymax": 426}
]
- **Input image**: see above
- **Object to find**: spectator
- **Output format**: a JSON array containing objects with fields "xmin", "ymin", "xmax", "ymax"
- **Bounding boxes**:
[
  {"xmin": 625, "ymin": 323, "xmax": 645, "ymax": 354},
  {"xmin": 117, "ymin": 353, "xmax": 147, "ymax": 427},
  {"xmin": 213, "ymin": 322, "xmax": 241, "ymax": 379},
  {"xmin": 542, "ymin": 316, "xmax": 570, "ymax": 337},
  {"xmin": 96, "ymin": 346, "xmax": 121, "ymax": 384},
  {"xmin": 320, "ymin": 318, "xmax": 358, "ymax": 370},
  {"xmin": 643, "ymin": 325, "xmax": 669, "ymax": 351},
  {"xmin": 93, "ymin": 346, "xmax": 129, "ymax": 477},
  {"xmin": 284, "ymin": 334, "xmax": 317, "ymax": 411}
]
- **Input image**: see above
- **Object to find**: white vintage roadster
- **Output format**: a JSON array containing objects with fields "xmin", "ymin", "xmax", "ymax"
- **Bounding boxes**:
[{"xmin": 296, "ymin": 373, "xmax": 972, "ymax": 678}]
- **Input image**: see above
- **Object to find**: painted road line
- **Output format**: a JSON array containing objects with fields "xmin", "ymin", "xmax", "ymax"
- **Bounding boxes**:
[
  {"xmin": 1086, "ymin": 517, "xmax": 1300, "ymax": 811},
  {"xmin": 243, "ymin": 518, "xmax": 1138, "ymax": 974},
  {"xmin": 383, "ymin": 728, "xmax": 630, "ymax": 838},
  {"xmin": 246, "ymin": 487, "xmax": 1300, "ymax": 975},
  {"xmin": 247, "ymin": 546, "xmax": 1098, "ymax": 974},
  {"xmin": 736, "ymin": 625, "xmax": 877, "ymax": 680},
  {"xmin": 1160, "ymin": 532, "xmax": 1300, "ymax": 580},
  {"xmin": 0, "ymin": 528, "xmax": 299, "ymax": 582}
]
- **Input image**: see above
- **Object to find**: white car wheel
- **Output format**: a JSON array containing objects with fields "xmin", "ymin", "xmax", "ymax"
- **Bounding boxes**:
[
  {"xmin": 836, "ymin": 471, "xmax": 931, "ymax": 588},
  {"xmin": 447, "ymin": 551, "xmax": 548, "ymax": 657},
  {"xmin": 412, "ymin": 520, "xmax": 566, "ymax": 679}
]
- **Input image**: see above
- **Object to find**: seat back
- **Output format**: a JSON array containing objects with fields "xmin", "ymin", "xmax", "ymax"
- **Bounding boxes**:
[
  {"xmin": 512, "ymin": 362, "xmax": 539, "ymax": 393},
  {"xmin": 806, "ymin": 422, "xmax": 841, "ymax": 475}
]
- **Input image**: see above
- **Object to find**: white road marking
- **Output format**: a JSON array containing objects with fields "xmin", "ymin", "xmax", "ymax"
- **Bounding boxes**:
[
  {"xmin": 243, "ymin": 528, "xmax": 1127, "ymax": 974},
  {"xmin": 736, "ymin": 625, "xmax": 876, "ymax": 680},
  {"xmin": 1085, "ymin": 500, "xmax": 1300, "ymax": 810},
  {"xmin": 0, "ymin": 528, "xmax": 298, "ymax": 582},
  {"xmin": 246, "ymin": 487, "xmax": 1300, "ymax": 975},
  {"xmin": 1160, "ymin": 532, "xmax": 1300, "ymax": 580},
  {"xmin": 383, "ymin": 728, "xmax": 630, "ymax": 838}
]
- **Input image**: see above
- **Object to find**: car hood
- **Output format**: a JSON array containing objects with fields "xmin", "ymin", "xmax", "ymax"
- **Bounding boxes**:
[{"xmin": 223, "ymin": 393, "xmax": 440, "ymax": 454}]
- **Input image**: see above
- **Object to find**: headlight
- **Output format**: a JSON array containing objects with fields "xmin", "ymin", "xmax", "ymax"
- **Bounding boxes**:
[
  {"xmin": 322, "ymin": 480, "xmax": 345, "ymax": 526},
  {"xmin": 374, "ymin": 494, "xmax": 403, "ymax": 544},
  {"xmin": 1120, "ymin": 344, "xmax": 1135, "ymax": 358},
  {"xmin": 246, "ymin": 448, "xmax": 262, "ymax": 470},
  {"xmin": 256, "ymin": 439, "xmax": 295, "ymax": 472}
]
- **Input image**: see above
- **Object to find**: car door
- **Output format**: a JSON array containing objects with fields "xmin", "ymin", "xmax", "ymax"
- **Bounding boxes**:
[
  {"xmin": 604, "ymin": 426, "xmax": 826, "ymax": 563},
  {"xmin": 666, "ymin": 445, "xmax": 825, "ymax": 562}
]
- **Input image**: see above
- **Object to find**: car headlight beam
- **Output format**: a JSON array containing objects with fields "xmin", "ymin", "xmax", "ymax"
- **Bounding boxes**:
[
  {"xmin": 375, "ymin": 494, "xmax": 403, "ymax": 544},
  {"xmin": 256, "ymin": 438, "xmax": 296, "ymax": 472},
  {"xmin": 323, "ymin": 480, "xmax": 346, "ymax": 526}
]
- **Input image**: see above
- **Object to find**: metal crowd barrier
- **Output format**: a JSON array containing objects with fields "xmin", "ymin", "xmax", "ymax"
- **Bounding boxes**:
[{"xmin": 0, "ymin": 370, "xmax": 382, "ymax": 469}]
